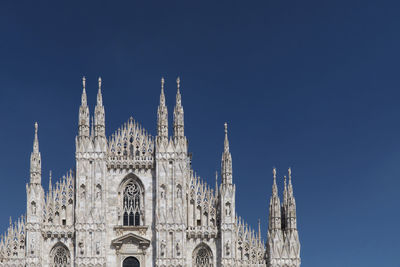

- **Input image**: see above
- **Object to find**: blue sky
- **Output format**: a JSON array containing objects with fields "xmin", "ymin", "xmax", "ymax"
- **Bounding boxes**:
[{"xmin": 0, "ymin": 1, "xmax": 399, "ymax": 266}]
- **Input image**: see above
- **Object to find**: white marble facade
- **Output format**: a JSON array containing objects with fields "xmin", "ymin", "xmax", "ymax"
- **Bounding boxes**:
[{"xmin": 0, "ymin": 77, "xmax": 300, "ymax": 267}]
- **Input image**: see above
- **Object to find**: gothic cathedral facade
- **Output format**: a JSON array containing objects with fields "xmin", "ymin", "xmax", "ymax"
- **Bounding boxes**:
[{"xmin": 0, "ymin": 77, "xmax": 300, "ymax": 267}]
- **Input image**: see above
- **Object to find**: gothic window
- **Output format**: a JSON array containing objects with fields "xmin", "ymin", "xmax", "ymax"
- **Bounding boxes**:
[
  {"xmin": 193, "ymin": 243, "xmax": 213, "ymax": 267},
  {"xmin": 123, "ymin": 256, "xmax": 140, "ymax": 267},
  {"xmin": 196, "ymin": 206, "xmax": 201, "ymax": 226},
  {"xmin": 123, "ymin": 179, "xmax": 144, "ymax": 226},
  {"xmin": 50, "ymin": 243, "xmax": 70, "ymax": 267}
]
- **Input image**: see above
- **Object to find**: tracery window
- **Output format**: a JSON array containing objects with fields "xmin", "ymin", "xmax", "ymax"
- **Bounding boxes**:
[
  {"xmin": 123, "ymin": 180, "xmax": 144, "ymax": 226},
  {"xmin": 50, "ymin": 244, "xmax": 70, "ymax": 267},
  {"xmin": 193, "ymin": 244, "xmax": 213, "ymax": 267}
]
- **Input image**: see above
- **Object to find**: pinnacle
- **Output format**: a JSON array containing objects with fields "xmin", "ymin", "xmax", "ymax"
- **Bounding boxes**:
[
  {"xmin": 97, "ymin": 76, "xmax": 103, "ymax": 106},
  {"xmin": 224, "ymin": 122, "xmax": 230, "ymax": 153},
  {"xmin": 81, "ymin": 76, "xmax": 87, "ymax": 106},
  {"xmin": 33, "ymin": 122, "xmax": 39, "ymax": 154}
]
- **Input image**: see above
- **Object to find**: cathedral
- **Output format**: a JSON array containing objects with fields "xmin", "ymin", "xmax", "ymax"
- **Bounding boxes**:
[{"xmin": 0, "ymin": 77, "xmax": 301, "ymax": 267}]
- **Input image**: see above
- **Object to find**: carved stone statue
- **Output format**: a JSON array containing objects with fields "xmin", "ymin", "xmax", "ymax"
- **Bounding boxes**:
[{"xmin": 160, "ymin": 240, "xmax": 166, "ymax": 257}]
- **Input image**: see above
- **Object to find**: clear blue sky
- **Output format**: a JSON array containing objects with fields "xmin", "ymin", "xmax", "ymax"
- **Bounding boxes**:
[{"xmin": 0, "ymin": 1, "xmax": 399, "ymax": 266}]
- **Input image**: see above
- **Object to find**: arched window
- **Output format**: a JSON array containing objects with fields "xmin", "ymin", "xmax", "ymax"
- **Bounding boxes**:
[
  {"xmin": 123, "ymin": 256, "xmax": 140, "ymax": 267},
  {"xmin": 193, "ymin": 243, "xmax": 213, "ymax": 267},
  {"xmin": 123, "ymin": 179, "xmax": 144, "ymax": 226},
  {"xmin": 50, "ymin": 243, "xmax": 70, "ymax": 267}
]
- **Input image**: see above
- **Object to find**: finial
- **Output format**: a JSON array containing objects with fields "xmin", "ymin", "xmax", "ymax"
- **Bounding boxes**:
[
  {"xmin": 223, "ymin": 122, "xmax": 230, "ymax": 153},
  {"xmin": 33, "ymin": 122, "xmax": 39, "ymax": 153},
  {"xmin": 284, "ymin": 175, "xmax": 287, "ymax": 186},
  {"xmin": 98, "ymin": 77, "xmax": 102, "ymax": 89},
  {"xmin": 288, "ymin": 167, "xmax": 292, "ymax": 183},
  {"xmin": 176, "ymin": 76, "xmax": 180, "ymax": 91},
  {"xmin": 82, "ymin": 76, "xmax": 86, "ymax": 89},
  {"xmin": 160, "ymin": 77, "xmax": 165, "ymax": 105},
  {"xmin": 273, "ymin": 167, "xmax": 276, "ymax": 180}
]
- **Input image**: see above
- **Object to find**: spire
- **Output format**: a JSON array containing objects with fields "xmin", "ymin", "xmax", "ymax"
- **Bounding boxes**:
[
  {"xmin": 173, "ymin": 76, "xmax": 184, "ymax": 140},
  {"xmin": 268, "ymin": 168, "xmax": 281, "ymax": 230},
  {"xmin": 176, "ymin": 76, "xmax": 181, "ymax": 106},
  {"xmin": 97, "ymin": 77, "xmax": 103, "ymax": 106},
  {"xmin": 33, "ymin": 122, "xmax": 39, "ymax": 153},
  {"xmin": 48, "ymin": 170, "xmax": 52, "ymax": 194},
  {"xmin": 272, "ymin": 167, "xmax": 277, "ymax": 195},
  {"xmin": 79, "ymin": 76, "xmax": 90, "ymax": 137},
  {"xmin": 160, "ymin": 77, "xmax": 166, "ymax": 106},
  {"xmin": 81, "ymin": 76, "xmax": 87, "ymax": 106},
  {"xmin": 30, "ymin": 122, "xmax": 41, "ymax": 184},
  {"xmin": 157, "ymin": 77, "xmax": 168, "ymax": 138},
  {"xmin": 286, "ymin": 167, "xmax": 297, "ymax": 230},
  {"xmin": 288, "ymin": 167, "xmax": 293, "ymax": 196},
  {"xmin": 258, "ymin": 218, "xmax": 261, "ymax": 239},
  {"xmin": 94, "ymin": 76, "xmax": 105, "ymax": 137},
  {"xmin": 221, "ymin": 122, "xmax": 233, "ymax": 185},
  {"xmin": 282, "ymin": 175, "xmax": 288, "ymax": 230},
  {"xmin": 224, "ymin": 122, "xmax": 229, "ymax": 153}
]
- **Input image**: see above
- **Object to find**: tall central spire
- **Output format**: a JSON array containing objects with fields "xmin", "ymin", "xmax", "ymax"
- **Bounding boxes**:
[
  {"xmin": 173, "ymin": 77, "xmax": 184, "ymax": 141},
  {"xmin": 221, "ymin": 122, "xmax": 233, "ymax": 185},
  {"xmin": 157, "ymin": 77, "xmax": 168, "ymax": 139},
  {"xmin": 30, "ymin": 122, "xmax": 41, "ymax": 184}
]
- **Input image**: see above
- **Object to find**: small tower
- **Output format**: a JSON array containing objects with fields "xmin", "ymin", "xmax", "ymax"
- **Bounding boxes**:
[
  {"xmin": 282, "ymin": 168, "xmax": 301, "ymax": 267},
  {"xmin": 26, "ymin": 122, "xmax": 44, "ymax": 265},
  {"xmin": 219, "ymin": 123, "xmax": 236, "ymax": 266},
  {"xmin": 267, "ymin": 168, "xmax": 284, "ymax": 267},
  {"xmin": 78, "ymin": 77, "xmax": 90, "ymax": 138},
  {"xmin": 155, "ymin": 77, "xmax": 189, "ymax": 267},
  {"xmin": 157, "ymin": 77, "xmax": 168, "ymax": 140},
  {"xmin": 173, "ymin": 77, "xmax": 185, "ymax": 142},
  {"xmin": 75, "ymin": 76, "xmax": 107, "ymax": 265}
]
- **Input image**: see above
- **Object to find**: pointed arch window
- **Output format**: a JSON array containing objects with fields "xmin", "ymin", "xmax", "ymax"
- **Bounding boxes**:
[
  {"xmin": 123, "ymin": 179, "xmax": 144, "ymax": 226},
  {"xmin": 193, "ymin": 243, "xmax": 213, "ymax": 267},
  {"xmin": 50, "ymin": 243, "xmax": 70, "ymax": 267}
]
